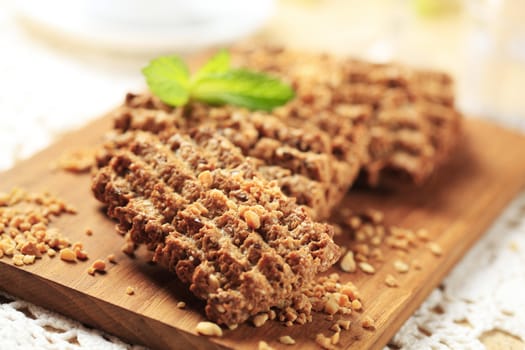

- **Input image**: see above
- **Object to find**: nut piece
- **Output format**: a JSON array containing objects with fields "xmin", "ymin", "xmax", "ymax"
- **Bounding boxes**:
[
  {"xmin": 393, "ymin": 260, "xmax": 409, "ymax": 273},
  {"xmin": 195, "ymin": 321, "xmax": 223, "ymax": 337},
  {"xmin": 361, "ymin": 315, "xmax": 376, "ymax": 330},
  {"xmin": 258, "ymin": 341, "xmax": 275, "ymax": 350},
  {"xmin": 243, "ymin": 210, "xmax": 261, "ymax": 229},
  {"xmin": 22, "ymin": 255, "xmax": 35, "ymax": 265},
  {"xmin": 428, "ymin": 242, "xmax": 443, "ymax": 256},
  {"xmin": 59, "ymin": 248, "xmax": 76, "ymax": 262},
  {"xmin": 337, "ymin": 319, "xmax": 351, "ymax": 330},
  {"xmin": 125, "ymin": 286, "xmax": 135, "ymax": 295},
  {"xmin": 252, "ymin": 313, "xmax": 269, "ymax": 327},
  {"xmin": 385, "ymin": 274, "xmax": 399, "ymax": 287},
  {"xmin": 278, "ymin": 335, "xmax": 296, "ymax": 345},
  {"xmin": 315, "ymin": 333, "xmax": 334, "ymax": 350},
  {"xmin": 351, "ymin": 299, "xmax": 362, "ymax": 311},
  {"xmin": 107, "ymin": 254, "xmax": 117, "ymax": 264},
  {"xmin": 324, "ymin": 295, "xmax": 340, "ymax": 315},
  {"xmin": 177, "ymin": 301, "xmax": 186, "ymax": 309},
  {"xmin": 340, "ymin": 251, "xmax": 356, "ymax": 273},
  {"xmin": 331, "ymin": 331, "xmax": 340, "ymax": 345},
  {"xmin": 358, "ymin": 262, "xmax": 375, "ymax": 274},
  {"xmin": 91, "ymin": 259, "xmax": 106, "ymax": 272}
]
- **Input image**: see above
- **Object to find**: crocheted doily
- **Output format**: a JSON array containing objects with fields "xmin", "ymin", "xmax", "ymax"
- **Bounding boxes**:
[{"xmin": 1, "ymin": 7, "xmax": 525, "ymax": 350}]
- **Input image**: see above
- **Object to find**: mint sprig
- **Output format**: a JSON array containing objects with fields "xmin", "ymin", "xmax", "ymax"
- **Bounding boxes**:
[{"xmin": 142, "ymin": 50, "xmax": 294, "ymax": 111}]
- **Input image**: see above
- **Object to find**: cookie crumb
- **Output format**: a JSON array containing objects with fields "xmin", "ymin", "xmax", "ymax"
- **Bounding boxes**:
[{"xmin": 125, "ymin": 286, "xmax": 135, "ymax": 295}]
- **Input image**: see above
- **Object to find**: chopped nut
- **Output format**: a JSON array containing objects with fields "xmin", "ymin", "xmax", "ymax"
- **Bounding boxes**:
[
  {"xmin": 315, "ymin": 333, "xmax": 334, "ymax": 350},
  {"xmin": 331, "ymin": 331, "xmax": 340, "ymax": 345},
  {"xmin": 13, "ymin": 254, "xmax": 24, "ymax": 266},
  {"xmin": 258, "ymin": 341, "xmax": 275, "ymax": 350},
  {"xmin": 87, "ymin": 267, "xmax": 96, "ymax": 275},
  {"xmin": 22, "ymin": 254, "xmax": 35, "ymax": 265},
  {"xmin": 324, "ymin": 295, "xmax": 340, "ymax": 315},
  {"xmin": 362, "ymin": 315, "xmax": 376, "ymax": 330},
  {"xmin": 125, "ymin": 286, "xmax": 135, "ymax": 295},
  {"xmin": 337, "ymin": 319, "xmax": 351, "ymax": 330},
  {"xmin": 59, "ymin": 248, "xmax": 76, "ymax": 262},
  {"xmin": 252, "ymin": 313, "xmax": 269, "ymax": 327},
  {"xmin": 243, "ymin": 210, "xmax": 261, "ymax": 229},
  {"xmin": 107, "ymin": 254, "xmax": 117, "ymax": 263},
  {"xmin": 177, "ymin": 301, "xmax": 186, "ymax": 309},
  {"xmin": 195, "ymin": 321, "xmax": 223, "ymax": 337},
  {"xmin": 358, "ymin": 262, "xmax": 375, "ymax": 274},
  {"xmin": 91, "ymin": 259, "xmax": 106, "ymax": 272},
  {"xmin": 394, "ymin": 259, "xmax": 409, "ymax": 273},
  {"xmin": 351, "ymin": 299, "xmax": 362, "ymax": 311},
  {"xmin": 278, "ymin": 335, "xmax": 296, "ymax": 345},
  {"xmin": 75, "ymin": 249, "xmax": 88, "ymax": 260},
  {"xmin": 428, "ymin": 242, "xmax": 443, "ymax": 256},
  {"xmin": 385, "ymin": 274, "xmax": 399, "ymax": 287},
  {"xmin": 330, "ymin": 323, "xmax": 341, "ymax": 332},
  {"xmin": 340, "ymin": 251, "xmax": 356, "ymax": 272},
  {"xmin": 47, "ymin": 249, "xmax": 56, "ymax": 257}
]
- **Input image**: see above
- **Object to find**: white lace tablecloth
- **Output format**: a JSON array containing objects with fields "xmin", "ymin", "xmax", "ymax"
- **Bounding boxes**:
[{"xmin": 1, "ymin": 5, "xmax": 525, "ymax": 350}]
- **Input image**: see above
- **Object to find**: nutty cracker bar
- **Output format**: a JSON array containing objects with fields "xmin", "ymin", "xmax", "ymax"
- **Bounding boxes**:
[
  {"xmin": 92, "ymin": 129, "xmax": 340, "ymax": 326},
  {"xmin": 233, "ymin": 46, "xmax": 461, "ymax": 188},
  {"xmin": 112, "ymin": 94, "xmax": 366, "ymax": 219}
]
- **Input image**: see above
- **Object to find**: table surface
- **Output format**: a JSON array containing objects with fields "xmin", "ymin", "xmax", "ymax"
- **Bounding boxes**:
[{"xmin": 1, "ymin": 1, "xmax": 525, "ymax": 349}]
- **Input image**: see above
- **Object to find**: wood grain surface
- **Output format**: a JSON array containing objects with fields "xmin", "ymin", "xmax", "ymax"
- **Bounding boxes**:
[{"xmin": 1, "ymin": 115, "xmax": 525, "ymax": 350}]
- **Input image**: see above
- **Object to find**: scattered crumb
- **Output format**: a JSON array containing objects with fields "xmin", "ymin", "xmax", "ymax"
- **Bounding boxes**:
[
  {"xmin": 331, "ymin": 331, "xmax": 340, "ymax": 345},
  {"xmin": 107, "ymin": 253, "xmax": 117, "ymax": 263},
  {"xmin": 258, "ymin": 341, "xmax": 275, "ymax": 350},
  {"xmin": 91, "ymin": 259, "xmax": 106, "ymax": 273},
  {"xmin": 85, "ymin": 228, "xmax": 93, "ymax": 236},
  {"xmin": 394, "ymin": 260, "xmax": 409, "ymax": 273},
  {"xmin": 252, "ymin": 313, "xmax": 269, "ymax": 327},
  {"xmin": 195, "ymin": 321, "xmax": 223, "ymax": 337},
  {"xmin": 358, "ymin": 262, "xmax": 375, "ymax": 274},
  {"xmin": 125, "ymin": 286, "xmax": 135, "ymax": 295},
  {"xmin": 177, "ymin": 301, "xmax": 186, "ymax": 309},
  {"xmin": 340, "ymin": 251, "xmax": 356, "ymax": 272},
  {"xmin": 428, "ymin": 242, "xmax": 443, "ymax": 256},
  {"xmin": 330, "ymin": 323, "xmax": 341, "ymax": 332},
  {"xmin": 315, "ymin": 333, "xmax": 334, "ymax": 350},
  {"xmin": 337, "ymin": 319, "xmax": 351, "ymax": 330},
  {"xmin": 0, "ymin": 188, "xmax": 80, "ymax": 267},
  {"xmin": 351, "ymin": 299, "xmax": 362, "ymax": 311},
  {"xmin": 385, "ymin": 274, "xmax": 399, "ymax": 287},
  {"xmin": 56, "ymin": 148, "xmax": 96, "ymax": 173},
  {"xmin": 87, "ymin": 267, "xmax": 96, "ymax": 276},
  {"xmin": 361, "ymin": 315, "xmax": 376, "ymax": 330},
  {"xmin": 59, "ymin": 248, "xmax": 76, "ymax": 262},
  {"xmin": 416, "ymin": 228, "xmax": 430, "ymax": 241},
  {"xmin": 278, "ymin": 335, "xmax": 295, "ymax": 345}
]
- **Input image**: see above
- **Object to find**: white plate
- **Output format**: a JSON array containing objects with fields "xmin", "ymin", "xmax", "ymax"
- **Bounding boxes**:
[{"xmin": 15, "ymin": 0, "xmax": 275, "ymax": 54}]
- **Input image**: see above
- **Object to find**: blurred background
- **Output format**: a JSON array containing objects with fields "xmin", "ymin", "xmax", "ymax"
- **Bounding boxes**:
[{"xmin": 1, "ymin": 0, "xmax": 525, "ymax": 168}]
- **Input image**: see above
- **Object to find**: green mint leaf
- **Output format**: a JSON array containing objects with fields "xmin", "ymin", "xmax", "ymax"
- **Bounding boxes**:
[
  {"xmin": 142, "ymin": 56, "xmax": 190, "ymax": 106},
  {"xmin": 191, "ymin": 69, "xmax": 295, "ymax": 111},
  {"xmin": 192, "ymin": 49, "xmax": 230, "ymax": 82}
]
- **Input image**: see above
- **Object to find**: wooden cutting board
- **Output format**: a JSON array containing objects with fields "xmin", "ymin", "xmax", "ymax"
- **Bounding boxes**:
[{"xmin": 1, "ymin": 115, "xmax": 525, "ymax": 350}]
